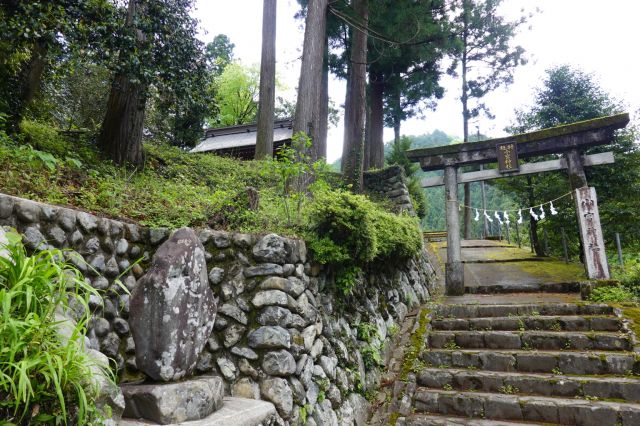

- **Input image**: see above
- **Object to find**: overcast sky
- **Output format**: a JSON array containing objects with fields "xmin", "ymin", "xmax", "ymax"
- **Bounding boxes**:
[{"xmin": 194, "ymin": 0, "xmax": 640, "ymax": 162}]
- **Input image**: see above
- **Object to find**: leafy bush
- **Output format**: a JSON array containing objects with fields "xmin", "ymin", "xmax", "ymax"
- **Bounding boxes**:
[
  {"xmin": 19, "ymin": 120, "xmax": 71, "ymax": 157},
  {"xmin": 307, "ymin": 188, "xmax": 423, "ymax": 294},
  {"xmin": 588, "ymin": 285, "xmax": 635, "ymax": 303},
  {"xmin": 308, "ymin": 189, "xmax": 422, "ymax": 265},
  {"xmin": 0, "ymin": 231, "xmax": 109, "ymax": 424}
]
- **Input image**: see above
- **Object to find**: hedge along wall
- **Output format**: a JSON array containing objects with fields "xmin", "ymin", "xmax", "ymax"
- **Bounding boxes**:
[{"xmin": 0, "ymin": 192, "xmax": 438, "ymax": 425}]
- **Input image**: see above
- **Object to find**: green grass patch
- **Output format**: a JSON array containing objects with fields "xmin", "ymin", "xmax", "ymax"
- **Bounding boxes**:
[{"xmin": 0, "ymin": 230, "xmax": 112, "ymax": 424}]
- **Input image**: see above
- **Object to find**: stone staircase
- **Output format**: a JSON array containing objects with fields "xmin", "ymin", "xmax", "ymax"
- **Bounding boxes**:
[{"xmin": 397, "ymin": 302, "xmax": 640, "ymax": 425}]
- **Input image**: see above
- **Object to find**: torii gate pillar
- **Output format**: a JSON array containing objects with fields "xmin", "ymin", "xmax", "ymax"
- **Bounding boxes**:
[
  {"xmin": 444, "ymin": 165, "xmax": 464, "ymax": 295},
  {"xmin": 566, "ymin": 149, "xmax": 610, "ymax": 279}
]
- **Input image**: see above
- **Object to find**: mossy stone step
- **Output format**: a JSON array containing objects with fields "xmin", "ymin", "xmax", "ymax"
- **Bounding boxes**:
[
  {"xmin": 435, "ymin": 303, "xmax": 614, "ymax": 319},
  {"xmin": 413, "ymin": 388, "xmax": 640, "ymax": 426},
  {"xmin": 420, "ymin": 349, "xmax": 640, "ymax": 375},
  {"xmin": 431, "ymin": 315, "xmax": 623, "ymax": 332},
  {"xmin": 398, "ymin": 413, "xmax": 546, "ymax": 426},
  {"xmin": 427, "ymin": 330, "xmax": 632, "ymax": 351},
  {"xmin": 465, "ymin": 281, "xmax": 580, "ymax": 294},
  {"xmin": 416, "ymin": 368, "xmax": 640, "ymax": 402}
]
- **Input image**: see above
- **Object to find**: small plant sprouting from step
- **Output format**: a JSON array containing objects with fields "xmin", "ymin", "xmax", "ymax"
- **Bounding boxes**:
[
  {"xmin": 564, "ymin": 339, "xmax": 573, "ymax": 350},
  {"xmin": 498, "ymin": 385, "xmax": 520, "ymax": 395},
  {"xmin": 443, "ymin": 340, "xmax": 460, "ymax": 350},
  {"xmin": 443, "ymin": 384, "xmax": 453, "ymax": 391},
  {"xmin": 551, "ymin": 321, "xmax": 562, "ymax": 331},
  {"xmin": 583, "ymin": 394, "xmax": 600, "ymax": 401},
  {"xmin": 531, "ymin": 310, "xmax": 540, "ymax": 317},
  {"xmin": 518, "ymin": 319, "xmax": 526, "ymax": 331},
  {"xmin": 552, "ymin": 367, "xmax": 563, "ymax": 375},
  {"xmin": 522, "ymin": 340, "xmax": 532, "ymax": 351}
]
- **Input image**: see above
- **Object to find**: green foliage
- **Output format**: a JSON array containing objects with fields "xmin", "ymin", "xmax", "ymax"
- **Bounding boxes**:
[
  {"xmin": 356, "ymin": 322, "xmax": 379, "ymax": 343},
  {"xmin": 309, "ymin": 189, "xmax": 422, "ymax": 265},
  {"xmin": 361, "ymin": 344, "xmax": 383, "ymax": 369},
  {"xmin": 498, "ymin": 65, "xmax": 640, "ymax": 253},
  {"xmin": 19, "ymin": 120, "xmax": 71, "ymax": 157},
  {"xmin": 265, "ymin": 132, "xmax": 327, "ymax": 227},
  {"xmin": 205, "ymin": 34, "xmax": 235, "ymax": 76},
  {"xmin": 588, "ymin": 286, "xmax": 636, "ymax": 303},
  {"xmin": 450, "ymin": 0, "xmax": 530, "ymax": 123},
  {"xmin": 209, "ymin": 62, "xmax": 260, "ymax": 126},
  {"xmin": 307, "ymin": 188, "xmax": 422, "ymax": 294},
  {"xmin": 0, "ymin": 231, "xmax": 109, "ymax": 424},
  {"xmin": 333, "ymin": 265, "xmax": 362, "ymax": 296}
]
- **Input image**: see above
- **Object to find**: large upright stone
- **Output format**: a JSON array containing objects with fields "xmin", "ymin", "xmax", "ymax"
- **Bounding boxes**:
[{"xmin": 129, "ymin": 228, "xmax": 216, "ymax": 381}]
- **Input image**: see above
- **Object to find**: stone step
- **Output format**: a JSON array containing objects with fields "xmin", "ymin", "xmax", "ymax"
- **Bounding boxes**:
[
  {"xmin": 465, "ymin": 282, "xmax": 580, "ymax": 294},
  {"xmin": 420, "ymin": 349, "xmax": 640, "ymax": 375},
  {"xmin": 416, "ymin": 368, "xmax": 640, "ymax": 402},
  {"xmin": 413, "ymin": 388, "xmax": 640, "ymax": 426},
  {"xmin": 431, "ymin": 315, "xmax": 623, "ymax": 332},
  {"xmin": 398, "ymin": 413, "xmax": 546, "ymax": 426},
  {"xmin": 118, "ymin": 397, "xmax": 277, "ymax": 426},
  {"xmin": 435, "ymin": 303, "xmax": 614, "ymax": 319},
  {"xmin": 427, "ymin": 330, "xmax": 632, "ymax": 351}
]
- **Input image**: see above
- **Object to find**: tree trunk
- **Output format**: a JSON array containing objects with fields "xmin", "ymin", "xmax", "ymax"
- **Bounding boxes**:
[
  {"xmin": 316, "ymin": 34, "xmax": 329, "ymax": 160},
  {"xmin": 341, "ymin": 0, "xmax": 368, "ymax": 191},
  {"xmin": 293, "ymin": 0, "xmax": 328, "ymax": 160},
  {"xmin": 98, "ymin": 0, "xmax": 146, "ymax": 166},
  {"xmin": 367, "ymin": 68, "xmax": 385, "ymax": 169},
  {"xmin": 8, "ymin": 39, "xmax": 48, "ymax": 131},
  {"xmin": 461, "ymin": 0, "xmax": 472, "ymax": 239},
  {"xmin": 363, "ymin": 101, "xmax": 371, "ymax": 171},
  {"xmin": 99, "ymin": 74, "xmax": 146, "ymax": 165},
  {"xmin": 527, "ymin": 176, "xmax": 545, "ymax": 256},
  {"xmin": 391, "ymin": 90, "xmax": 401, "ymax": 146},
  {"xmin": 255, "ymin": 0, "xmax": 277, "ymax": 160}
]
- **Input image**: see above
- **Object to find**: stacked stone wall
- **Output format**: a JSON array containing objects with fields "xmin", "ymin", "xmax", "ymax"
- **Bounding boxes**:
[
  {"xmin": 0, "ymin": 192, "xmax": 438, "ymax": 425},
  {"xmin": 363, "ymin": 165, "xmax": 415, "ymax": 215}
]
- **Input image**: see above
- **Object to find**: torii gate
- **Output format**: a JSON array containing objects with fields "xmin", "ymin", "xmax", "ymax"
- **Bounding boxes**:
[{"xmin": 407, "ymin": 113, "xmax": 630, "ymax": 296}]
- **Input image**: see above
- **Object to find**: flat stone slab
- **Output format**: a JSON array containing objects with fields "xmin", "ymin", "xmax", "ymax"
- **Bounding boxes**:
[
  {"xmin": 416, "ymin": 368, "xmax": 640, "ymax": 402},
  {"xmin": 118, "ymin": 397, "xmax": 276, "ymax": 426},
  {"xmin": 399, "ymin": 413, "xmax": 543, "ymax": 426},
  {"xmin": 430, "ymin": 239, "xmax": 587, "ymax": 293},
  {"xmin": 121, "ymin": 376, "xmax": 224, "ymax": 424}
]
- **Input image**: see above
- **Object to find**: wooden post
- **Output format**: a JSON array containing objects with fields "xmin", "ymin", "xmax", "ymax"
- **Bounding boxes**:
[
  {"xmin": 615, "ymin": 232, "xmax": 624, "ymax": 268},
  {"xmin": 515, "ymin": 221, "xmax": 521, "ymax": 248},
  {"xmin": 543, "ymin": 228, "xmax": 549, "ymax": 255},
  {"xmin": 561, "ymin": 227, "xmax": 569, "ymax": 263},
  {"xmin": 444, "ymin": 165, "xmax": 464, "ymax": 295},
  {"xmin": 574, "ymin": 187, "xmax": 610, "ymax": 279},
  {"xmin": 506, "ymin": 223, "xmax": 511, "ymax": 244}
]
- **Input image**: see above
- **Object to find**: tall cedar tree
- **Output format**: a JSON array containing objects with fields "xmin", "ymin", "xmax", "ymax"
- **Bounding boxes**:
[
  {"xmin": 293, "ymin": 0, "xmax": 328, "ymax": 160},
  {"xmin": 99, "ymin": 0, "xmax": 204, "ymax": 165},
  {"xmin": 255, "ymin": 0, "xmax": 277, "ymax": 159},
  {"xmin": 450, "ymin": 0, "xmax": 527, "ymax": 238},
  {"xmin": 367, "ymin": 0, "xmax": 450, "ymax": 169},
  {"xmin": 0, "ymin": 0, "xmax": 116, "ymax": 132},
  {"xmin": 341, "ymin": 0, "xmax": 368, "ymax": 191}
]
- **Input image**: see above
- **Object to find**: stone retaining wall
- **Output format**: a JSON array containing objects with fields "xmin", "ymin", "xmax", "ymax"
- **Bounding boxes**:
[
  {"xmin": 0, "ymin": 192, "xmax": 438, "ymax": 425},
  {"xmin": 363, "ymin": 165, "xmax": 415, "ymax": 215}
]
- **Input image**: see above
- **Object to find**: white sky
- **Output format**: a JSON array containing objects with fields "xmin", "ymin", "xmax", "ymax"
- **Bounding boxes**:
[{"xmin": 194, "ymin": 0, "xmax": 640, "ymax": 162}]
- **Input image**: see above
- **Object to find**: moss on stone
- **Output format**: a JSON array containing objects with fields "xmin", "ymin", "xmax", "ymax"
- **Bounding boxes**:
[
  {"xmin": 407, "ymin": 113, "xmax": 629, "ymax": 160},
  {"xmin": 400, "ymin": 308, "xmax": 431, "ymax": 380}
]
